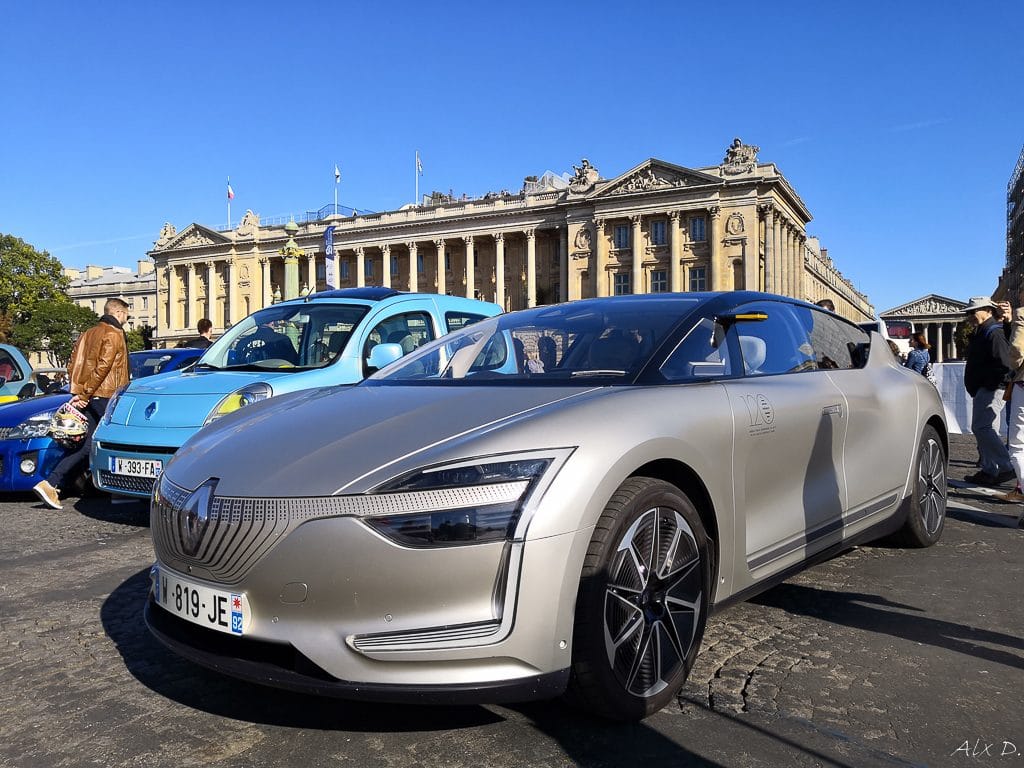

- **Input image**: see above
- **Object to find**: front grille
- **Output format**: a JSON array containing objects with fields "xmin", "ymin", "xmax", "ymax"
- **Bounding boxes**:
[
  {"xmin": 96, "ymin": 441, "xmax": 179, "ymax": 455},
  {"xmin": 98, "ymin": 470, "xmax": 156, "ymax": 495},
  {"xmin": 0, "ymin": 427, "xmax": 13, "ymax": 441}
]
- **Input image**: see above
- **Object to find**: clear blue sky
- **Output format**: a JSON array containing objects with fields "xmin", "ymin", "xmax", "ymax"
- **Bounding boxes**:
[{"xmin": 2, "ymin": 0, "xmax": 1021, "ymax": 313}]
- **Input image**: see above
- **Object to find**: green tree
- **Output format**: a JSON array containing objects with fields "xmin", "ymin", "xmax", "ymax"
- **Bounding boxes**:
[
  {"xmin": 0, "ymin": 234, "xmax": 71, "ymax": 342},
  {"xmin": 125, "ymin": 327, "xmax": 147, "ymax": 352},
  {"xmin": 10, "ymin": 300, "xmax": 97, "ymax": 367}
]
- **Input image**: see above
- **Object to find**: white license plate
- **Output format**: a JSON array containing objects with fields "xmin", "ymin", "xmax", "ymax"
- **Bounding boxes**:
[
  {"xmin": 110, "ymin": 456, "xmax": 163, "ymax": 478},
  {"xmin": 154, "ymin": 567, "xmax": 248, "ymax": 635}
]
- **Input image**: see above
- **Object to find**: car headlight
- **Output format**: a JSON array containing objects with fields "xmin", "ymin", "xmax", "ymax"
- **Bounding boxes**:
[
  {"xmin": 102, "ymin": 385, "xmax": 128, "ymax": 425},
  {"xmin": 7, "ymin": 410, "xmax": 58, "ymax": 440},
  {"xmin": 365, "ymin": 454, "xmax": 556, "ymax": 547},
  {"xmin": 204, "ymin": 383, "xmax": 273, "ymax": 425}
]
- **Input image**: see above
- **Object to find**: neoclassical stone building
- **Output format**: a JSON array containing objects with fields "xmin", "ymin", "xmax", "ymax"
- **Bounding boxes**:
[
  {"xmin": 148, "ymin": 140, "xmax": 873, "ymax": 347},
  {"xmin": 881, "ymin": 294, "xmax": 968, "ymax": 361},
  {"xmin": 64, "ymin": 262, "xmax": 157, "ymax": 332}
]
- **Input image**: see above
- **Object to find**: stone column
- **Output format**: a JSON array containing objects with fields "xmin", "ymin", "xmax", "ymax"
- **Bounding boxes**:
[
  {"xmin": 525, "ymin": 229, "xmax": 537, "ymax": 307},
  {"xmin": 405, "ymin": 243, "xmax": 417, "ymax": 292},
  {"xmin": 259, "ymin": 258, "xmax": 270, "ymax": 308},
  {"xmin": 381, "ymin": 245, "xmax": 392, "ymax": 289},
  {"xmin": 166, "ymin": 266, "xmax": 177, "ymax": 334},
  {"xmin": 594, "ymin": 218, "xmax": 608, "ymax": 297},
  {"xmin": 797, "ymin": 234, "xmax": 806, "ymax": 300},
  {"xmin": 708, "ymin": 207, "xmax": 722, "ymax": 291},
  {"xmin": 355, "ymin": 247, "xmax": 366, "ymax": 288},
  {"xmin": 284, "ymin": 254, "xmax": 299, "ymax": 300},
  {"xmin": 631, "ymin": 215, "xmax": 643, "ymax": 294},
  {"xmin": 464, "ymin": 236, "xmax": 475, "ymax": 298},
  {"xmin": 204, "ymin": 261, "xmax": 216, "ymax": 323},
  {"xmin": 669, "ymin": 211, "xmax": 683, "ymax": 292},
  {"xmin": 186, "ymin": 263, "xmax": 197, "ymax": 330},
  {"xmin": 772, "ymin": 214, "xmax": 783, "ymax": 295},
  {"xmin": 306, "ymin": 253, "xmax": 316, "ymax": 293},
  {"xmin": 434, "ymin": 238, "xmax": 446, "ymax": 295},
  {"xmin": 226, "ymin": 259, "xmax": 236, "ymax": 326},
  {"xmin": 494, "ymin": 233, "xmax": 506, "ymax": 310},
  {"xmin": 558, "ymin": 227, "xmax": 568, "ymax": 303}
]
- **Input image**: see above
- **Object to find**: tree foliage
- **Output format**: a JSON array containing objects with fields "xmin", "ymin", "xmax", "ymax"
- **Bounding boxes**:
[
  {"xmin": 0, "ymin": 234, "xmax": 71, "ymax": 342},
  {"xmin": 125, "ymin": 326, "xmax": 149, "ymax": 352},
  {"xmin": 10, "ymin": 300, "xmax": 98, "ymax": 367}
]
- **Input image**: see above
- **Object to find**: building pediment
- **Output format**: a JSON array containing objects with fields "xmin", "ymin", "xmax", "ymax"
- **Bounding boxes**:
[
  {"xmin": 590, "ymin": 159, "xmax": 721, "ymax": 198},
  {"xmin": 881, "ymin": 294, "xmax": 967, "ymax": 317},
  {"xmin": 160, "ymin": 223, "xmax": 232, "ymax": 251}
]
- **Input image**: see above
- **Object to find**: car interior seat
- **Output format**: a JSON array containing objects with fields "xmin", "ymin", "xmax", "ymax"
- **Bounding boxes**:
[
  {"xmin": 588, "ymin": 333, "xmax": 640, "ymax": 370},
  {"xmin": 326, "ymin": 332, "xmax": 349, "ymax": 362},
  {"xmin": 386, "ymin": 330, "xmax": 417, "ymax": 354},
  {"xmin": 738, "ymin": 335, "xmax": 767, "ymax": 375}
]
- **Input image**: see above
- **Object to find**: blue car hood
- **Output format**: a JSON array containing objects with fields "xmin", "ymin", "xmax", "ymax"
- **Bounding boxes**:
[
  {"xmin": 0, "ymin": 393, "xmax": 71, "ymax": 428},
  {"xmin": 123, "ymin": 369, "xmax": 293, "ymax": 396}
]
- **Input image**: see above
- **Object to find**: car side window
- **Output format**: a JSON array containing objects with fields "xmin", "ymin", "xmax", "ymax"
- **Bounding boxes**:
[
  {"xmin": 798, "ymin": 306, "xmax": 868, "ymax": 370},
  {"xmin": 362, "ymin": 311, "xmax": 436, "ymax": 373},
  {"xmin": 730, "ymin": 302, "xmax": 816, "ymax": 376},
  {"xmin": 445, "ymin": 311, "xmax": 488, "ymax": 333},
  {"xmin": 0, "ymin": 351, "xmax": 24, "ymax": 382},
  {"xmin": 660, "ymin": 317, "xmax": 734, "ymax": 381}
]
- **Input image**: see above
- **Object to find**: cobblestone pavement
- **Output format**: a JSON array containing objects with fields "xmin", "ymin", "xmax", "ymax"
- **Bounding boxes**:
[{"xmin": 1, "ymin": 434, "xmax": 1021, "ymax": 768}]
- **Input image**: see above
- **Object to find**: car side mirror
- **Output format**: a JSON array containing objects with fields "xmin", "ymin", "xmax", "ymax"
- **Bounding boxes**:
[
  {"xmin": 690, "ymin": 361, "xmax": 727, "ymax": 378},
  {"xmin": 717, "ymin": 311, "xmax": 768, "ymax": 329},
  {"xmin": 366, "ymin": 343, "xmax": 404, "ymax": 373}
]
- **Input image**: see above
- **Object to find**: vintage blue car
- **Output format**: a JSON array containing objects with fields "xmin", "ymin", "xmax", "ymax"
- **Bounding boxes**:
[
  {"xmin": 91, "ymin": 289, "xmax": 502, "ymax": 498},
  {"xmin": 0, "ymin": 348, "xmax": 203, "ymax": 494}
]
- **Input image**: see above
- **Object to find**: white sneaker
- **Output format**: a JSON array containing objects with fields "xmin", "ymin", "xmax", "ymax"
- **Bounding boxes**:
[{"xmin": 33, "ymin": 480, "xmax": 62, "ymax": 510}]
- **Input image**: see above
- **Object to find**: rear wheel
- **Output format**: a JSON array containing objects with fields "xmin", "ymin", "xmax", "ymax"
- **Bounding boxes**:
[
  {"xmin": 567, "ymin": 477, "xmax": 710, "ymax": 720},
  {"xmin": 897, "ymin": 425, "xmax": 947, "ymax": 547}
]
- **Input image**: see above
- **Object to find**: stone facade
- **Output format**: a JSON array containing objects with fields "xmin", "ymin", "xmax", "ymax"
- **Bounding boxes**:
[
  {"xmin": 64, "ymin": 261, "xmax": 157, "ymax": 332},
  {"xmin": 148, "ymin": 141, "xmax": 873, "ymax": 347},
  {"xmin": 880, "ymin": 294, "xmax": 968, "ymax": 361}
]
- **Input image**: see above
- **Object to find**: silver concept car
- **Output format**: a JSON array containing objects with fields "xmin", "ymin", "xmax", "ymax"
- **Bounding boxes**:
[{"xmin": 146, "ymin": 292, "xmax": 948, "ymax": 720}]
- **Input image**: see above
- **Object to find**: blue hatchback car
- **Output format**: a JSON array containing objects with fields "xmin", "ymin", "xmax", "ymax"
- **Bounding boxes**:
[
  {"xmin": 91, "ymin": 289, "xmax": 502, "ymax": 498},
  {"xmin": 0, "ymin": 348, "xmax": 203, "ymax": 493}
]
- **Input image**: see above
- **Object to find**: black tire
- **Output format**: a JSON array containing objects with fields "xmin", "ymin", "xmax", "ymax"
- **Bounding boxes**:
[
  {"xmin": 566, "ymin": 477, "xmax": 710, "ymax": 720},
  {"xmin": 896, "ymin": 425, "xmax": 947, "ymax": 547}
]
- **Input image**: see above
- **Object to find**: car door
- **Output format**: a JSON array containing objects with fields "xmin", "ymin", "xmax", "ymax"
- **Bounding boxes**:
[
  {"xmin": 360, "ymin": 306, "xmax": 438, "ymax": 377},
  {"xmin": 804, "ymin": 306, "xmax": 918, "ymax": 524},
  {"xmin": 720, "ymin": 301, "xmax": 848, "ymax": 580}
]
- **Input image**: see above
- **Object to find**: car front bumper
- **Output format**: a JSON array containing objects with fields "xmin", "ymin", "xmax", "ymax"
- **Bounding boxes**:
[
  {"xmin": 0, "ymin": 437, "xmax": 66, "ymax": 492},
  {"xmin": 146, "ymin": 518, "xmax": 592, "ymax": 701}
]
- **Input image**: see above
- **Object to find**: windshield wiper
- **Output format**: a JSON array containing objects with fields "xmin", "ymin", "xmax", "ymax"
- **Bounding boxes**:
[
  {"xmin": 570, "ymin": 369, "xmax": 627, "ymax": 377},
  {"xmin": 193, "ymin": 363, "xmax": 223, "ymax": 371}
]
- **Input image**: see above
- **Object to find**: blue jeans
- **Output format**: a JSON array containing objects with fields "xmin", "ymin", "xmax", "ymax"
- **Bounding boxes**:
[{"xmin": 971, "ymin": 387, "xmax": 1012, "ymax": 476}]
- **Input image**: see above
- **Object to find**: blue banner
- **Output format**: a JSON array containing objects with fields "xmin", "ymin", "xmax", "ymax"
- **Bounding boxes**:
[{"xmin": 324, "ymin": 226, "xmax": 336, "ymax": 258}]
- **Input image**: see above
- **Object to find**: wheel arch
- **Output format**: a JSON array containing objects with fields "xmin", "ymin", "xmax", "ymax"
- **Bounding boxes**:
[{"xmin": 627, "ymin": 459, "xmax": 720, "ymax": 593}]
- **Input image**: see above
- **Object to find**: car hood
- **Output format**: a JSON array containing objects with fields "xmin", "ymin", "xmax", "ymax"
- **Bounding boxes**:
[
  {"xmin": 124, "ymin": 368, "xmax": 293, "ymax": 396},
  {"xmin": 0, "ymin": 393, "xmax": 72, "ymax": 427},
  {"xmin": 167, "ymin": 384, "xmax": 602, "ymax": 497}
]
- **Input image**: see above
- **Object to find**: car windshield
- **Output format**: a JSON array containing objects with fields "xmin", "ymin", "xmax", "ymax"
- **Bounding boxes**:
[
  {"xmin": 367, "ymin": 297, "xmax": 702, "ymax": 386},
  {"xmin": 129, "ymin": 351, "xmax": 197, "ymax": 378},
  {"xmin": 198, "ymin": 303, "xmax": 369, "ymax": 371}
]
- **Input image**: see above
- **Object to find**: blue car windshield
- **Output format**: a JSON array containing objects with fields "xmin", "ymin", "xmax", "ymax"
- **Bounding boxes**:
[
  {"xmin": 198, "ymin": 303, "xmax": 370, "ymax": 371},
  {"xmin": 367, "ymin": 297, "xmax": 702, "ymax": 386}
]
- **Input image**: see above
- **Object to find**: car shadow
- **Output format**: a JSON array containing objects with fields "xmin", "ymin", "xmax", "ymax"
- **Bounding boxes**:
[
  {"xmin": 101, "ymin": 569, "xmax": 721, "ymax": 764},
  {"xmin": 71, "ymin": 494, "xmax": 151, "ymax": 527},
  {"xmin": 753, "ymin": 583, "xmax": 1024, "ymax": 671}
]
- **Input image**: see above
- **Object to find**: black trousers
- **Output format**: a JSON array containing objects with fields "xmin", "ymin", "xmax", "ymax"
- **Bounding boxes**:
[{"xmin": 47, "ymin": 398, "xmax": 108, "ymax": 492}]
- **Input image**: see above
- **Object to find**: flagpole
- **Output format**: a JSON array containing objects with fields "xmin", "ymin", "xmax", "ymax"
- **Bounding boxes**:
[
  {"xmin": 227, "ymin": 176, "xmax": 231, "ymax": 230},
  {"xmin": 414, "ymin": 151, "xmax": 419, "ymax": 206}
]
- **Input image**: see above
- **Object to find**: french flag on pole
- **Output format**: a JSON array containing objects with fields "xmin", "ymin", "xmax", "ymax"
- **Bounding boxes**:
[{"xmin": 227, "ymin": 180, "xmax": 235, "ymax": 200}]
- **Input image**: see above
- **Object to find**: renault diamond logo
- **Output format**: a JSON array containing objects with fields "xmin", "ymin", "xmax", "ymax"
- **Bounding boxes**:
[
  {"xmin": 177, "ymin": 479, "xmax": 217, "ymax": 556},
  {"xmin": 145, "ymin": 402, "xmax": 159, "ymax": 420}
]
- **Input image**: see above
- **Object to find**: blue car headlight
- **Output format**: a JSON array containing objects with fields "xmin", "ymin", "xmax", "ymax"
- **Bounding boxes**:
[
  {"xmin": 7, "ymin": 409, "xmax": 58, "ymax": 440},
  {"xmin": 364, "ymin": 453, "xmax": 561, "ymax": 547},
  {"xmin": 204, "ymin": 383, "xmax": 273, "ymax": 426}
]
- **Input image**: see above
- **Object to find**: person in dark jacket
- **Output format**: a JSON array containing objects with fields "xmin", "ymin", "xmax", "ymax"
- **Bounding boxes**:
[{"xmin": 962, "ymin": 296, "xmax": 1014, "ymax": 486}]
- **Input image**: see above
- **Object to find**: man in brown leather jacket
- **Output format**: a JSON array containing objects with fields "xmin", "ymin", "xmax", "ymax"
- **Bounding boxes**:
[{"xmin": 34, "ymin": 298, "xmax": 131, "ymax": 509}]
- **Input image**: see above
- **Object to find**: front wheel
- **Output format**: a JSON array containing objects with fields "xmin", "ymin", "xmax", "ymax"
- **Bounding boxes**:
[
  {"xmin": 897, "ymin": 425, "xmax": 947, "ymax": 547},
  {"xmin": 567, "ymin": 477, "xmax": 711, "ymax": 720}
]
